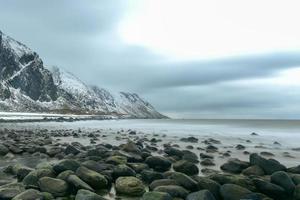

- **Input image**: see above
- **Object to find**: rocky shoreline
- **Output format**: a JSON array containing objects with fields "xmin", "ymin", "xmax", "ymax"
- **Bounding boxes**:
[{"xmin": 0, "ymin": 128, "xmax": 299, "ymax": 200}]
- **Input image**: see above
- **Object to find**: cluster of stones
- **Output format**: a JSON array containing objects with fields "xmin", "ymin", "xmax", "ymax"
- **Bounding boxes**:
[{"xmin": 0, "ymin": 129, "xmax": 299, "ymax": 200}]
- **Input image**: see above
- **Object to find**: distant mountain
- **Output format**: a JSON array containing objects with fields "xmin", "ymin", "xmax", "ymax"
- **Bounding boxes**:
[{"xmin": 0, "ymin": 31, "xmax": 166, "ymax": 118}]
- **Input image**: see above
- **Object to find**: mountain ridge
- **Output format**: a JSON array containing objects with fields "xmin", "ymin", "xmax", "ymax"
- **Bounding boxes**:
[{"xmin": 0, "ymin": 31, "xmax": 166, "ymax": 118}]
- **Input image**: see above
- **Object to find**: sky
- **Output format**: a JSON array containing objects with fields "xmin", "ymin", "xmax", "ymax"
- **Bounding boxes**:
[{"xmin": 0, "ymin": 0, "xmax": 300, "ymax": 119}]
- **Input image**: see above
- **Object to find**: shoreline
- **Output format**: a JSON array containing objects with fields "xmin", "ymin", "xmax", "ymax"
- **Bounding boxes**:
[{"xmin": 0, "ymin": 123, "xmax": 299, "ymax": 199}]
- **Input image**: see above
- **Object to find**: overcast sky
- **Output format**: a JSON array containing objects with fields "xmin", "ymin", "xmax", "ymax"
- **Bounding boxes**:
[{"xmin": 1, "ymin": 0, "xmax": 300, "ymax": 119}]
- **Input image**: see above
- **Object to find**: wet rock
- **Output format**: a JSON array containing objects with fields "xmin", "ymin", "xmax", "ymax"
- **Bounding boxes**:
[
  {"xmin": 260, "ymin": 152, "xmax": 274, "ymax": 157},
  {"xmin": 192, "ymin": 176, "xmax": 221, "ymax": 200},
  {"xmin": 38, "ymin": 177, "xmax": 69, "ymax": 197},
  {"xmin": 182, "ymin": 151, "xmax": 199, "ymax": 163},
  {"xmin": 112, "ymin": 164, "xmax": 136, "ymax": 180},
  {"xmin": 200, "ymin": 153, "xmax": 214, "ymax": 159},
  {"xmin": 82, "ymin": 160, "xmax": 113, "ymax": 173},
  {"xmin": 0, "ymin": 144, "xmax": 9, "ymax": 156},
  {"xmin": 121, "ymin": 140, "xmax": 141, "ymax": 154},
  {"xmin": 250, "ymin": 153, "xmax": 287, "ymax": 175},
  {"xmin": 206, "ymin": 145, "xmax": 218, "ymax": 153},
  {"xmin": 142, "ymin": 191, "xmax": 172, "ymax": 200},
  {"xmin": 220, "ymin": 184, "xmax": 252, "ymax": 200},
  {"xmin": 75, "ymin": 189, "xmax": 107, "ymax": 200},
  {"xmin": 294, "ymin": 185, "xmax": 300, "ymax": 200},
  {"xmin": 170, "ymin": 172, "xmax": 199, "ymax": 192},
  {"xmin": 149, "ymin": 179, "xmax": 178, "ymax": 191},
  {"xmin": 127, "ymin": 163, "xmax": 149, "ymax": 173},
  {"xmin": 0, "ymin": 183, "xmax": 25, "ymax": 200},
  {"xmin": 270, "ymin": 171, "xmax": 295, "ymax": 195},
  {"xmin": 106, "ymin": 156, "xmax": 127, "ymax": 165},
  {"xmin": 220, "ymin": 158, "xmax": 250, "ymax": 174},
  {"xmin": 154, "ymin": 185, "xmax": 189, "ymax": 198},
  {"xmin": 209, "ymin": 174, "xmax": 255, "ymax": 191},
  {"xmin": 291, "ymin": 174, "xmax": 300, "ymax": 185},
  {"xmin": 65, "ymin": 145, "xmax": 80, "ymax": 155},
  {"xmin": 164, "ymin": 147, "xmax": 184, "ymax": 158},
  {"xmin": 180, "ymin": 137, "xmax": 198, "ymax": 143},
  {"xmin": 253, "ymin": 178, "xmax": 286, "ymax": 200},
  {"xmin": 23, "ymin": 168, "xmax": 56, "ymax": 189},
  {"xmin": 186, "ymin": 190, "xmax": 216, "ymax": 200},
  {"xmin": 115, "ymin": 176, "xmax": 146, "ymax": 196},
  {"xmin": 145, "ymin": 156, "xmax": 171, "ymax": 172},
  {"xmin": 141, "ymin": 170, "xmax": 164, "ymax": 184},
  {"xmin": 200, "ymin": 159, "xmax": 215, "ymax": 166},
  {"xmin": 57, "ymin": 170, "xmax": 75, "ymax": 181},
  {"xmin": 173, "ymin": 160, "xmax": 199, "ymax": 176},
  {"xmin": 242, "ymin": 165, "xmax": 265, "ymax": 176},
  {"xmin": 16, "ymin": 167, "xmax": 33, "ymax": 182},
  {"xmin": 12, "ymin": 189, "xmax": 43, "ymax": 200},
  {"xmin": 235, "ymin": 144, "xmax": 245, "ymax": 150},
  {"xmin": 76, "ymin": 166, "xmax": 108, "ymax": 190},
  {"xmin": 251, "ymin": 132, "xmax": 258, "ymax": 136},
  {"xmin": 53, "ymin": 159, "xmax": 81, "ymax": 174},
  {"xmin": 288, "ymin": 165, "xmax": 300, "ymax": 174},
  {"xmin": 67, "ymin": 174, "xmax": 94, "ymax": 192}
]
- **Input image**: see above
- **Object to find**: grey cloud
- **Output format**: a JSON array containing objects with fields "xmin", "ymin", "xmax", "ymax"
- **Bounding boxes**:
[{"xmin": 0, "ymin": 0, "xmax": 300, "ymax": 119}]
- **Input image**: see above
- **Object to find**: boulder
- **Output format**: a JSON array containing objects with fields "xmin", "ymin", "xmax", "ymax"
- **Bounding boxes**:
[
  {"xmin": 67, "ymin": 174, "xmax": 94, "ymax": 192},
  {"xmin": 145, "ymin": 156, "xmax": 171, "ymax": 172},
  {"xmin": 270, "ymin": 171, "xmax": 295, "ymax": 195},
  {"xmin": 192, "ymin": 176, "xmax": 221, "ymax": 200},
  {"xmin": 288, "ymin": 165, "xmax": 300, "ymax": 174},
  {"xmin": 173, "ymin": 160, "xmax": 199, "ymax": 176},
  {"xmin": 0, "ymin": 183, "xmax": 25, "ymax": 200},
  {"xmin": 12, "ymin": 189, "xmax": 43, "ymax": 200},
  {"xmin": 38, "ymin": 177, "xmax": 69, "ymax": 197},
  {"xmin": 186, "ymin": 190, "xmax": 216, "ymax": 200},
  {"xmin": 242, "ymin": 165, "xmax": 265, "ymax": 176},
  {"xmin": 253, "ymin": 178, "xmax": 286, "ymax": 200},
  {"xmin": 112, "ymin": 164, "xmax": 136, "ymax": 180},
  {"xmin": 164, "ymin": 147, "xmax": 184, "ymax": 158},
  {"xmin": 220, "ymin": 184, "xmax": 252, "ymax": 200},
  {"xmin": 220, "ymin": 158, "xmax": 250, "ymax": 174},
  {"xmin": 141, "ymin": 170, "xmax": 164, "ymax": 184},
  {"xmin": 65, "ymin": 145, "xmax": 80, "ymax": 155},
  {"xmin": 250, "ymin": 153, "xmax": 286, "ymax": 175},
  {"xmin": 75, "ymin": 189, "xmax": 107, "ymax": 200},
  {"xmin": 170, "ymin": 172, "xmax": 198, "ymax": 191},
  {"xmin": 53, "ymin": 159, "xmax": 80, "ymax": 174},
  {"xmin": 76, "ymin": 166, "xmax": 108, "ymax": 190},
  {"xmin": 294, "ymin": 185, "xmax": 300, "ymax": 200},
  {"xmin": 23, "ymin": 168, "xmax": 56, "ymax": 188},
  {"xmin": 106, "ymin": 156, "xmax": 127, "ymax": 165},
  {"xmin": 115, "ymin": 176, "xmax": 145, "ymax": 196},
  {"xmin": 0, "ymin": 144, "xmax": 9, "ymax": 156},
  {"xmin": 154, "ymin": 185, "xmax": 189, "ymax": 198},
  {"xmin": 142, "ymin": 191, "xmax": 172, "ymax": 200},
  {"xmin": 149, "ymin": 179, "xmax": 178, "ymax": 191}
]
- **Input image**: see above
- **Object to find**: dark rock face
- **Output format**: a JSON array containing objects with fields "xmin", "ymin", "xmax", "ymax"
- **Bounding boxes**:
[
  {"xmin": 0, "ymin": 32, "xmax": 57, "ymax": 102},
  {"xmin": 0, "ymin": 31, "xmax": 166, "ymax": 118}
]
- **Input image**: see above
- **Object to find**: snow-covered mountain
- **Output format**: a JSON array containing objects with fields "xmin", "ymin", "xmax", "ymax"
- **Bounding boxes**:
[{"xmin": 0, "ymin": 31, "xmax": 166, "ymax": 118}]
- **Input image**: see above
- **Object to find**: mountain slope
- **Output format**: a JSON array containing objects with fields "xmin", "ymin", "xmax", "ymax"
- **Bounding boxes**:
[{"xmin": 0, "ymin": 31, "xmax": 166, "ymax": 118}]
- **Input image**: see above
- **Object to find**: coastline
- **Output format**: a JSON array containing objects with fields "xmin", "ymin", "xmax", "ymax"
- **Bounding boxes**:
[{"xmin": 0, "ymin": 120, "xmax": 299, "ymax": 199}]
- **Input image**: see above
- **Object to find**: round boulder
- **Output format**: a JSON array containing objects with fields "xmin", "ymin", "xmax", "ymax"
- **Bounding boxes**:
[{"xmin": 115, "ymin": 176, "xmax": 146, "ymax": 196}]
